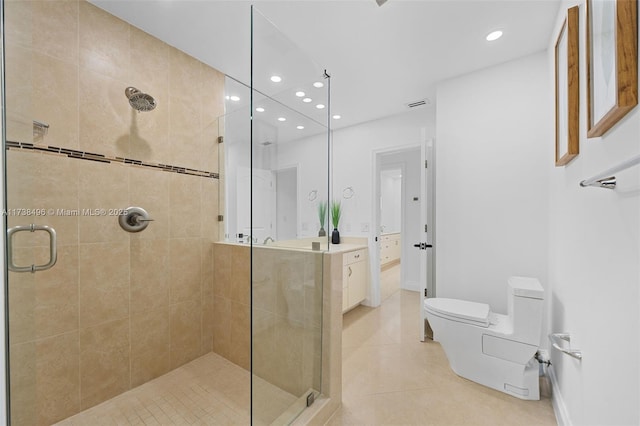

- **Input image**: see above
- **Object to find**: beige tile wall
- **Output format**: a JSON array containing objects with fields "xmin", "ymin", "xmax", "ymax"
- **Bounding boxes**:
[
  {"xmin": 4, "ymin": 1, "xmax": 224, "ymax": 424},
  {"xmin": 212, "ymin": 243, "xmax": 324, "ymax": 406},
  {"xmin": 212, "ymin": 243, "xmax": 250, "ymax": 370}
]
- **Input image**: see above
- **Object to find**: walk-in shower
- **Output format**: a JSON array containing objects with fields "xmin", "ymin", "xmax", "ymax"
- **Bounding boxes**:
[{"xmin": 2, "ymin": 1, "xmax": 329, "ymax": 425}]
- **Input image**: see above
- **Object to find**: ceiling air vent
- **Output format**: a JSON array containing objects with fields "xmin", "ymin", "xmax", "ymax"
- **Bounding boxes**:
[{"xmin": 406, "ymin": 98, "xmax": 430, "ymax": 109}]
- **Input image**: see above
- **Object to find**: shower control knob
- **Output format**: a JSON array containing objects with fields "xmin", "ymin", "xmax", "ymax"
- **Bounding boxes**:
[
  {"xmin": 119, "ymin": 207, "xmax": 153, "ymax": 233},
  {"xmin": 134, "ymin": 216, "xmax": 154, "ymax": 224}
]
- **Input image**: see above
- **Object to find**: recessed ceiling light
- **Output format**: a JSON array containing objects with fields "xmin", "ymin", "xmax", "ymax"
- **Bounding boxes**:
[
  {"xmin": 277, "ymin": 117, "xmax": 286, "ymax": 122},
  {"xmin": 486, "ymin": 30, "xmax": 503, "ymax": 41},
  {"xmin": 313, "ymin": 82, "xmax": 324, "ymax": 88},
  {"xmin": 296, "ymin": 125, "xmax": 305, "ymax": 130},
  {"xmin": 303, "ymin": 98, "xmax": 312, "ymax": 103},
  {"xmin": 316, "ymin": 104, "xmax": 325, "ymax": 109},
  {"xmin": 229, "ymin": 95, "xmax": 240, "ymax": 102},
  {"xmin": 332, "ymin": 114, "xmax": 341, "ymax": 119},
  {"xmin": 255, "ymin": 107, "xmax": 265, "ymax": 112},
  {"xmin": 225, "ymin": 95, "xmax": 230, "ymax": 100},
  {"xmin": 295, "ymin": 91, "xmax": 305, "ymax": 97},
  {"xmin": 270, "ymin": 75, "xmax": 282, "ymax": 83}
]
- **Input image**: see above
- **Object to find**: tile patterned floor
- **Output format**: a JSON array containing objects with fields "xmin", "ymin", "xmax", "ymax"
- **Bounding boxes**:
[
  {"xmin": 53, "ymin": 283, "xmax": 557, "ymax": 425},
  {"xmin": 54, "ymin": 353, "xmax": 296, "ymax": 426},
  {"xmin": 328, "ymin": 289, "xmax": 558, "ymax": 426}
]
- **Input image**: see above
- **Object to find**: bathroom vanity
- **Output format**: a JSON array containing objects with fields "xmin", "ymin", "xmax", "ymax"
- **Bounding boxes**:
[
  {"xmin": 380, "ymin": 232, "xmax": 401, "ymax": 267},
  {"xmin": 342, "ymin": 248, "xmax": 368, "ymax": 312}
]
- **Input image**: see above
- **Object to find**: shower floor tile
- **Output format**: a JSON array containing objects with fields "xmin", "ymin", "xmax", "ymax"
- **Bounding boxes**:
[{"xmin": 54, "ymin": 352, "xmax": 295, "ymax": 426}]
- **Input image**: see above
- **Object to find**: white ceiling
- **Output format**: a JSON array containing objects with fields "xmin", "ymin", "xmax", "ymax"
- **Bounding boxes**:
[{"xmin": 92, "ymin": 0, "xmax": 561, "ymax": 130}]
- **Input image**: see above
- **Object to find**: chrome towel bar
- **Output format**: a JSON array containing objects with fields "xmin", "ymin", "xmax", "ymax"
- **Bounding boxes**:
[
  {"xmin": 549, "ymin": 333, "xmax": 582, "ymax": 360},
  {"xmin": 579, "ymin": 153, "xmax": 640, "ymax": 189}
]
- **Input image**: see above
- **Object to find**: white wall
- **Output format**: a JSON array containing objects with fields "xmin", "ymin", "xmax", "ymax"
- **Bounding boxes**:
[
  {"xmin": 436, "ymin": 15, "xmax": 640, "ymax": 423},
  {"xmin": 435, "ymin": 52, "xmax": 551, "ymax": 319},
  {"xmin": 276, "ymin": 107, "xmax": 434, "ymax": 303},
  {"xmin": 547, "ymin": 2, "xmax": 640, "ymax": 424},
  {"xmin": 276, "ymin": 167, "xmax": 298, "ymax": 240},
  {"xmin": 276, "ymin": 108, "xmax": 434, "ymax": 237},
  {"xmin": 272, "ymin": 132, "xmax": 329, "ymax": 237},
  {"xmin": 332, "ymin": 108, "xmax": 435, "ymax": 241}
]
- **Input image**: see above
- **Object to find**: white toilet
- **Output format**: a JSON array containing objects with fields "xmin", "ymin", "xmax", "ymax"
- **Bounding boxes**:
[{"xmin": 424, "ymin": 276, "xmax": 544, "ymax": 400}]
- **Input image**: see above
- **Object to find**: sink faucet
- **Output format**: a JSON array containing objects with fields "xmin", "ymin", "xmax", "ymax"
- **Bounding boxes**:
[{"xmin": 263, "ymin": 236, "xmax": 275, "ymax": 245}]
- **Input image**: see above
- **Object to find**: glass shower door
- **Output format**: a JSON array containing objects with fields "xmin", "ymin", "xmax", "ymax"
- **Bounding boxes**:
[
  {"xmin": 3, "ymin": 1, "xmax": 88, "ymax": 422},
  {"xmin": 3, "ymin": 2, "xmax": 225, "ymax": 424},
  {"xmin": 250, "ymin": 6, "xmax": 330, "ymax": 425}
]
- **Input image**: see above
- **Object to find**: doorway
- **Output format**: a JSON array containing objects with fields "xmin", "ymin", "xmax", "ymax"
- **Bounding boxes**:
[
  {"xmin": 372, "ymin": 143, "xmax": 434, "ymax": 341},
  {"xmin": 373, "ymin": 147, "xmax": 422, "ymax": 301}
]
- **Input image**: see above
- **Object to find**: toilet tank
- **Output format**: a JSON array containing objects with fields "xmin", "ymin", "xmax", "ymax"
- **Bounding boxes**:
[{"xmin": 507, "ymin": 277, "xmax": 544, "ymax": 345}]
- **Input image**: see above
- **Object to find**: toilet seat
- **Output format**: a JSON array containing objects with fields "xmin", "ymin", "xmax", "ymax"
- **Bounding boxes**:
[{"xmin": 424, "ymin": 298, "xmax": 490, "ymax": 327}]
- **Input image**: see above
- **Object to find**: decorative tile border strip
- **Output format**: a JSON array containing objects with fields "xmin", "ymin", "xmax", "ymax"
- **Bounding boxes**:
[{"xmin": 6, "ymin": 141, "xmax": 219, "ymax": 179}]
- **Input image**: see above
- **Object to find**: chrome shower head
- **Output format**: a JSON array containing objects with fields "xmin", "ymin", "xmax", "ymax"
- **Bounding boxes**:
[{"xmin": 125, "ymin": 87, "xmax": 156, "ymax": 112}]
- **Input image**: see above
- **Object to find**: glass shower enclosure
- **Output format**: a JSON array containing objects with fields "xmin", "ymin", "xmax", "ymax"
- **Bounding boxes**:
[
  {"xmin": 1, "ymin": 1, "xmax": 329, "ymax": 424},
  {"xmin": 218, "ymin": 6, "xmax": 331, "ymax": 424}
]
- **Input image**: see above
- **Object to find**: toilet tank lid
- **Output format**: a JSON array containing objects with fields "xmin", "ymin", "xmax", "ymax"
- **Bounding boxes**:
[
  {"xmin": 424, "ymin": 298, "xmax": 490, "ymax": 326},
  {"xmin": 508, "ymin": 276, "xmax": 544, "ymax": 299}
]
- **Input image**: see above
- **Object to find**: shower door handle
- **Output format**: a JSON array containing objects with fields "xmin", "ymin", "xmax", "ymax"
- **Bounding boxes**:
[{"xmin": 7, "ymin": 224, "xmax": 58, "ymax": 273}]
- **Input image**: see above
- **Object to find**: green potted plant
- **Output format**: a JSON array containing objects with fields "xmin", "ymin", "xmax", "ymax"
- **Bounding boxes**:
[
  {"xmin": 331, "ymin": 200, "xmax": 342, "ymax": 244},
  {"xmin": 317, "ymin": 200, "xmax": 327, "ymax": 237}
]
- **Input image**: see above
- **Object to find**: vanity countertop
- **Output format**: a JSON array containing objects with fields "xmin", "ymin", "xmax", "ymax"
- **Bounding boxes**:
[
  {"xmin": 327, "ymin": 243, "xmax": 367, "ymax": 253},
  {"xmin": 214, "ymin": 237, "xmax": 368, "ymax": 255}
]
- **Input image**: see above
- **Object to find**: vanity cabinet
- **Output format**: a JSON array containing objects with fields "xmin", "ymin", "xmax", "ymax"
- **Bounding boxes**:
[
  {"xmin": 380, "ymin": 233, "xmax": 401, "ymax": 266},
  {"xmin": 342, "ymin": 249, "xmax": 368, "ymax": 312}
]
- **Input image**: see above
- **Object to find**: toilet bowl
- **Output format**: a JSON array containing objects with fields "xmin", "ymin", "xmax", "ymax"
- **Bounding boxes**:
[{"xmin": 425, "ymin": 276, "xmax": 544, "ymax": 400}]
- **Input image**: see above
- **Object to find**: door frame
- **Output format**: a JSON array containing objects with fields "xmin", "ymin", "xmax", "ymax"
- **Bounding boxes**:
[
  {"xmin": 370, "ymin": 143, "xmax": 425, "ymax": 308},
  {"xmin": 421, "ymin": 139, "xmax": 436, "ymax": 341},
  {"xmin": 1, "ymin": 0, "xmax": 10, "ymax": 417}
]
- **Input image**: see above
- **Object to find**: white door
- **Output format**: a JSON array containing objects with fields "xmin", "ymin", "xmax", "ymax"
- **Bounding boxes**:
[
  {"xmin": 237, "ymin": 166, "xmax": 275, "ymax": 242},
  {"xmin": 419, "ymin": 140, "xmax": 435, "ymax": 341},
  {"xmin": 275, "ymin": 167, "xmax": 298, "ymax": 241}
]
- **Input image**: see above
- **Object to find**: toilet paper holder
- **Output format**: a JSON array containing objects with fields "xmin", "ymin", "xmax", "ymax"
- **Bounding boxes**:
[{"xmin": 549, "ymin": 333, "xmax": 582, "ymax": 360}]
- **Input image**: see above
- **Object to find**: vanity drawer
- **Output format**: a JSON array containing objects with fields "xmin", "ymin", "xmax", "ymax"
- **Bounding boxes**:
[{"xmin": 344, "ymin": 249, "xmax": 367, "ymax": 265}]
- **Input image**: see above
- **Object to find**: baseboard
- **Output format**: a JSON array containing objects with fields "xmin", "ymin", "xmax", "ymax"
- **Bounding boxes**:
[
  {"xmin": 547, "ymin": 364, "xmax": 572, "ymax": 426},
  {"xmin": 401, "ymin": 280, "xmax": 420, "ymax": 292}
]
